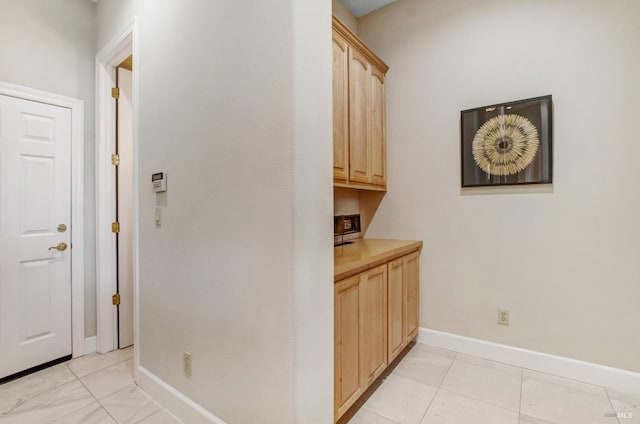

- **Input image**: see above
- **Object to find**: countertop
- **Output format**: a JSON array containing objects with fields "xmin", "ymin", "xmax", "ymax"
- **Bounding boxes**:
[{"xmin": 334, "ymin": 238, "xmax": 423, "ymax": 282}]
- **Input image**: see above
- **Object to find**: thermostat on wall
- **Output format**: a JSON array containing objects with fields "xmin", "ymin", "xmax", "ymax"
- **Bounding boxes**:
[{"xmin": 152, "ymin": 172, "xmax": 167, "ymax": 192}]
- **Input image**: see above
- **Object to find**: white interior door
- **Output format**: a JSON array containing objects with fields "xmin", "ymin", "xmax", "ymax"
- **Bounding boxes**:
[
  {"xmin": 0, "ymin": 94, "xmax": 72, "ymax": 379},
  {"xmin": 117, "ymin": 67, "xmax": 134, "ymax": 348}
]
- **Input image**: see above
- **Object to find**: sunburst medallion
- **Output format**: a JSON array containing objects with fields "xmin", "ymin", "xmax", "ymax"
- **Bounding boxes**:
[{"xmin": 472, "ymin": 114, "xmax": 539, "ymax": 176}]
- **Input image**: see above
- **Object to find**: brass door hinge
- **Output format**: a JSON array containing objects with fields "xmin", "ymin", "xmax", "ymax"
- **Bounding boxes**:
[
  {"xmin": 111, "ymin": 87, "xmax": 120, "ymax": 99},
  {"xmin": 112, "ymin": 293, "xmax": 121, "ymax": 306},
  {"xmin": 111, "ymin": 222, "xmax": 120, "ymax": 233},
  {"xmin": 111, "ymin": 154, "xmax": 120, "ymax": 166}
]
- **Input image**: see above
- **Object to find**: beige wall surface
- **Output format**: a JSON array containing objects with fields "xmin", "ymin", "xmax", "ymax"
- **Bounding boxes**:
[
  {"xmin": 95, "ymin": 0, "xmax": 136, "ymax": 51},
  {"xmin": 96, "ymin": 0, "xmax": 333, "ymax": 423},
  {"xmin": 334, "ymin": 188, "xmax": 360, "ymax": 215},
  {"xmin": 359, "ymin": 0, "xmax": 640, "ymax": 372},
  {"xmin": 332, "ymin": 0, "xmax": 358, "ymax": 34},
  {"xmin": 0, "ymin": 0, "xmax": 98, "ymax": 338}
]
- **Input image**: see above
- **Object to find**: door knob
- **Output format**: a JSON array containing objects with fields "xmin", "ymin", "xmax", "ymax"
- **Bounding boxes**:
[
  {"xmin": 48, "ymin": 242, "xmax": 68, "ymax": 251},
  {"xmin": 57, "ymin": 224, "xmax": 67, "ymax": 233}
]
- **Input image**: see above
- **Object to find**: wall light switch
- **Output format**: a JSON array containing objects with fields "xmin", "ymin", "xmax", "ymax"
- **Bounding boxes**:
[{"xmin": 155, "ymin": 207, "xmax": 161, "ymax": 226}]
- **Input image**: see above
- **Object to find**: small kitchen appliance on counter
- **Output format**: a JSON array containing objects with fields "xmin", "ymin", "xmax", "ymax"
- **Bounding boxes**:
[{"xmin": 334, "ymin": 214, "xmax": 361, "ymax": 246}]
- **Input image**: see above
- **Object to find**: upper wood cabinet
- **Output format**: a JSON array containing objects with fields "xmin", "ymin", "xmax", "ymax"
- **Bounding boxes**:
[
  {"xmin": 333, "ymin": 16, "xmax": 388, "ymax": 191},
  {"xmin": 332, "ymin": 31, "xmax": 349, "ymax": 182}
]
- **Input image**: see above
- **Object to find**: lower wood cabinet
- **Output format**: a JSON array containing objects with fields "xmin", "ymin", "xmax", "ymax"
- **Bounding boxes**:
[
  {"xmin": 334, "ymin": 274, "xmax": 363, "ymax": 421},
  {"xmin": 334, "ymin": 251, "xmax": 420, "ymax": 422},
  {"xmin": 360, "ymin": 265, "xmax": 388, "ymax": 388},
  {"xmin": 388, "ymin": 251, "xmax": 419, "ymax": 363},
  {"xmin": 387, "ymin": 257, "xmax": 405, "ymax": 363},
  {"xmin": 403, "ymin": 252, "xmax": 420, "ymax": 342}
]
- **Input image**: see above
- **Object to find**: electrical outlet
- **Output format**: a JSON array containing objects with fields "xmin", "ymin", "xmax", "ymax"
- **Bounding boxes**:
[
  {"xmin": 497, "ymin": 309, "xmax": 510, "ymax": 326},
  {"xmin": 183, "ymin": 351, "xmax": 192, "ymax": 376}
]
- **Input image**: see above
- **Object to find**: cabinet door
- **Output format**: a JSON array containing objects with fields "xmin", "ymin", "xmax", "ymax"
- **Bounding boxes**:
[
  {"xmin": 369, "ymin": 66, "xmax": 386, "ymax": 187},
  {"xmin": 360, "ymin": 264, "xmax": 388, "ymax": 387},
  {"xmin": 403, "ymin": 252, "xmax": 420, "ymax": 342},
  {"xmin": 334, "ymin": 274, "xmax": 363, "ymax": 420},
  {"xmin": 387, "ymin": 257, "xmax": 406, "ymax": 363},
  {"xmin": 349, "ymin": 48, "xmax": 370, "ymax": 184},
  {"xmin": 332, "ymin": 31, "xmax": 349, "ymax": 182}
]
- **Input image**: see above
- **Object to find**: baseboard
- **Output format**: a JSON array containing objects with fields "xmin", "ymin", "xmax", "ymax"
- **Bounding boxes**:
[
  {"xmin": 72, "ymin": 336, "xmax": 97, "ymax": 358},
  {"xmin": 137, "ymin": 366, "xmax": 227, "ymax": 424},
  {"xmin": 84, "ymin": 336, "xmax": 97, "ymax": 355},
  {"xmin": 418, "ymin": 328, "xmax": 640, "ymax": 397}
]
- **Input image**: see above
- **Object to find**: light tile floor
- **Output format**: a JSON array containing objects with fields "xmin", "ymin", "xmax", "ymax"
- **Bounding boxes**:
[
  {"xmin": 1, "ymin": 343, "xmax": 638, "ymax": 424},
  {"xmin": 342, "ymin": 343, "xmax": 640, "ymax": 424},
  {"xmin": 0, "ymin": 347, "xmax": 182, "ymax": 424}
]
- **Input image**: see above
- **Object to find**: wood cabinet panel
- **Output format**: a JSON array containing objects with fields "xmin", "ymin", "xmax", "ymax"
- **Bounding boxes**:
[
  {"xmin": 360, "ymin": 264, "xmax": 388, "ymax": 387},
  {"xmin": 369, "ymin": 66, "xmax": 386, "ymax": 186},
  {"xmin": 404, "ymin": 252, "xmax": 420, "ymax": 341},
  {"xmin": 334, "ymin": 274, "xmax": 363, "ymax": 420},
  {"xmin": 348, "ymin": 48, "xmax": 370, "ymax": 185},
  {"xmin": 332, "ymin": 32, "xmax": 349, "ymax": 182},
  {"xmin": 387, "ymin": 257, "xmax": 406, "ymax": 363}
]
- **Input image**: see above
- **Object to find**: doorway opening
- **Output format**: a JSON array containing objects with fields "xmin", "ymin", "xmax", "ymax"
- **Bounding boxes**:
[
  {"xmin": 95, "ymin": 20, "xmax": 138, "ymax": 362},
  {"xmin": 115, "ymin": 56, "xmax": 134, "ymax": 349}
]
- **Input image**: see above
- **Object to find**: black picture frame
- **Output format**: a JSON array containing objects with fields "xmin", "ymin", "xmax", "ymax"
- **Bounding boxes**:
[{"xmin": 460, "ymin": 95, "xmax": 553, "ymax": 187}]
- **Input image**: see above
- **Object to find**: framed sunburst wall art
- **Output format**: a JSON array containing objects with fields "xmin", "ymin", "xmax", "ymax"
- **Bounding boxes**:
[{"xmin": 460, "ymin": 95, "xmax": 553, "ymax": 187}]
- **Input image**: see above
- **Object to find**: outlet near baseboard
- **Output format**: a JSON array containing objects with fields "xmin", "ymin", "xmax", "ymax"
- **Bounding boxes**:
[
  {"xmin": 498, "ymin": 309, "xmax": 510, "ymax": 326},
  {"xmin": 183, "ymin": 351, "xmax": 192, "ymax": 376}
]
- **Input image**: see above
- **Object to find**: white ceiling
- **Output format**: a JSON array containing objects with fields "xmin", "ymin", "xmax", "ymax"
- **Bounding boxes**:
[
  {"xmin": 86, "ymin": 0, "xmax": 393, "ymax": 16},
  {"xmin": 340, "ymin": 0, "xmax": 398, "ymax": 18}
]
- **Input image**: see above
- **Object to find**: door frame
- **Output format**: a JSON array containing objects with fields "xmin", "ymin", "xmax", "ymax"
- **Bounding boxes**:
[
  {"xmin": 95, "ymin": 18, "xmax": 139, "ymax": 360},
  {"xmin": 0, "ymin": 81, "xmax": 86, "ymax": 358}
]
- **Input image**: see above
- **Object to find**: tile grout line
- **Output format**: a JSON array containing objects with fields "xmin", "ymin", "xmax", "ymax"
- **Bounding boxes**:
[
  {"xmin": 360, "ymin": 409, "xmax": 401, "ymax": 424},
  {"xmin": 77, "ymin": 362, "xmax": 159, "ymax": 424},
  {"xmin": 131, "ymin": 409, "xmax": 166, "ymax": 424},
  {"xmin": 515, "ymin": 364, "xmax": 614, "ymax": 393},
  {"xmin": 521, "ymin": 366, "xmax": 622, "ymax": 423},
  {"xmin": 67, "ymin": 362, "xmax": 121, "ymax": 424},
  {"xmin": 38, "ymin": 369, "xmax": 104, "ymax": 424},
  {"xmin": 418, "ymin": 341, "xmax": 623, "ymax": 397},
  {"xmin": 3, "ymin": 378, "xmax": 87, "ymax": 423},
  {"xmin": 357, "ymin": 346, "xmax": 454, "ymax": 423},
  {"xmin": 437, "ymin": 388, "xmax": 523, "ymax": 416},
  {"xmin": 604, "ymin": 387, "xmax": 622, "ymax": 424},
  {"xmin": 415, "ymin": 350, "xmax": 459, "ymax": 423},
  {"xmin": 127, "ymin": 393, "xmax": 165, "ymax": 424},
  {"xmin": 355, "ymin": 373, "xmax": 401, "ymax": 424},
  {"xmin": 517, "ymin": 368, "xmax": 523, "ymax": 424},
  {"xmin": 427, "ymin": 354, "xmax": 523, "ymax": 416},
  {"xmin": 0, "ymin": 363, "xmax": 76, "ymax": 417},
  {"xmin": 67, "ymin": 349, "xmax": 134, "ymax": 379}
]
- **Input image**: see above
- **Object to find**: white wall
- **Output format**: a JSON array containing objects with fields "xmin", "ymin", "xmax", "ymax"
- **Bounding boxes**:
[
  {"xmin": 96, "ymin": 1, "xmax": 333, "ymax": 423},
  {"xmin": 0, "ymin": 0, "xmax": 98, "ymax": 338},
  {"xmin": 359, "ymin": 0, "xmax": 640, "ymax": 372}
]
